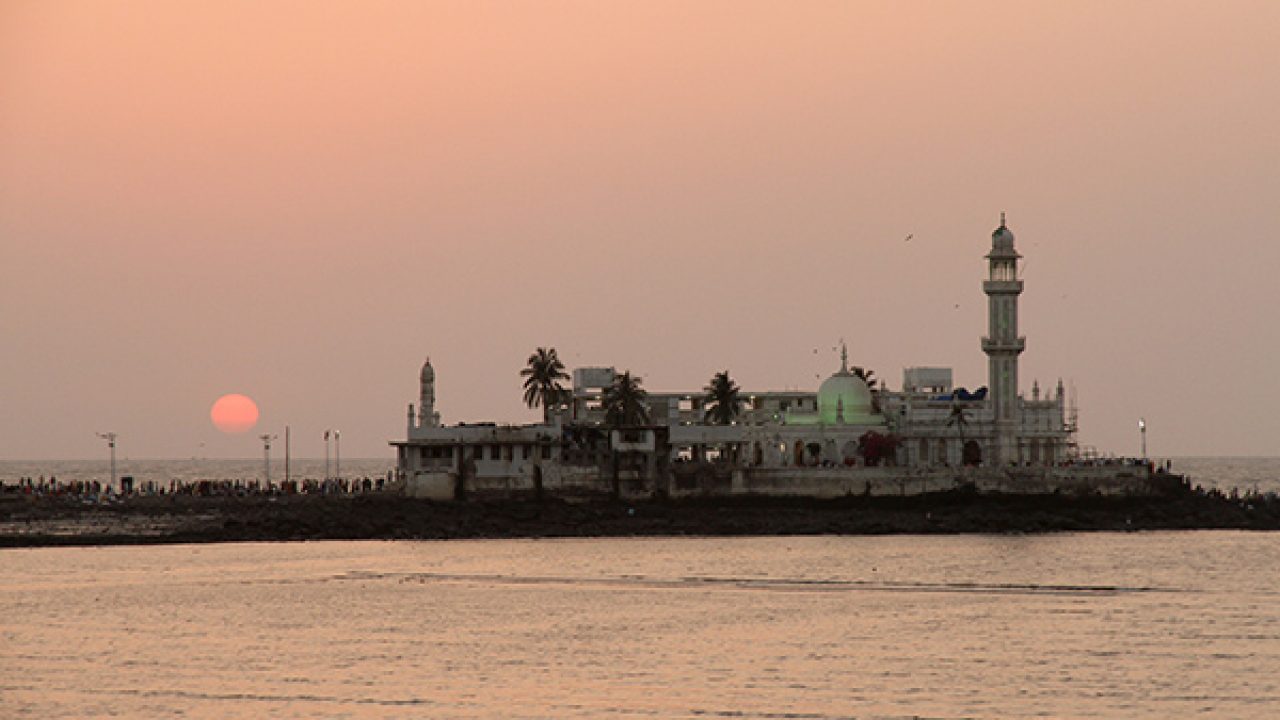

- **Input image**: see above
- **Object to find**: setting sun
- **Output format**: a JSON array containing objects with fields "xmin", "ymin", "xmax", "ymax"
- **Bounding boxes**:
[{"xmin": 210, "ymin": 394, "xmax": 259, "ymax": 434}]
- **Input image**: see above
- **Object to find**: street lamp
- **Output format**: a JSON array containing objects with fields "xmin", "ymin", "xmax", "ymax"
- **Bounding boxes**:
[
  {"xmin": 259, "ymin": 434, "xmax": 277, "ymax": 487},
  {"xmin": 334, "ymin": 430, "xmax": 341, "ymax": 481},
  {"xmin": 324, "ymin": 430, "xmax": 331, "ymax": 480},
  {"xmin": 96, "ymin": 432, "xmax": 117, "ymax": 490},
  {"xmin": 1138, "ymin": 418, "xmax": 1147, "ymax": 459}
]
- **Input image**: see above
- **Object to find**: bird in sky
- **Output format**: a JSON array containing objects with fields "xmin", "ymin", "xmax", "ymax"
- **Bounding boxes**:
[{"xmin": 904, "ymin": 234, "xmax": 913, "ymax": 242}]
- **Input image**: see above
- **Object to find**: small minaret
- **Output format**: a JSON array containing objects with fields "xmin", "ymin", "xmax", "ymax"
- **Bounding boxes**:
[
  {"xmin": 419, "ymin": 357, "xmax": 440, "ymax": 428},
  {"xmin": 982, "ymin": 214, "xmax": 1025, "ymax": 465}
]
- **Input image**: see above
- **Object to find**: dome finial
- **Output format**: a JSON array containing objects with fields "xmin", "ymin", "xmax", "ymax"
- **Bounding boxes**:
[
  {"xmin": 1000, "ymin": 211, "xmax": 1006, "ymax": 228},
  {"xmin": 839, "ymin": 340, "xmax": 849, "ymax": 374}
]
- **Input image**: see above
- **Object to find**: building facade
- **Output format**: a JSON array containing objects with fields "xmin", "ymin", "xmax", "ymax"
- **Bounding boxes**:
[{"xmin": 392, "ymin": 218, "xmax": 1087, "ymax": 497}]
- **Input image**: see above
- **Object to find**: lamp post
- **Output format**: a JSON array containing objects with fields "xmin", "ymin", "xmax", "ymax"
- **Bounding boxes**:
[
  {"xmin": 1138, "ymin": 418, "xmax": 1147, "ymax": 459},
  {"xmin": 259, "ymin": 434, "xmax": 277, "ymax": 487},
  {"xmin": 96, "ymin": 432, "xmax": 117, "ymax": 490},
  {"xmin": 324, "ymin": 430, "xmax": 331, "ymax": 480},
  {"xmin": 334, "ymin": 430, "xmax": 341, "ymax": 481}
]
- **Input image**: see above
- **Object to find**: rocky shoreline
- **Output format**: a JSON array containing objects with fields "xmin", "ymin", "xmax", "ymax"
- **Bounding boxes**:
[{"xmin": 2, "ymin": 487, "xmax": 1279, "ymax": 548}]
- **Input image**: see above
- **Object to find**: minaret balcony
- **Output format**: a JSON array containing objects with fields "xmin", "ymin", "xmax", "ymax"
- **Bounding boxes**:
[
  {"xmin": 983, "ymin": 279, "xmax": 1024, "ymax": 294},
  {"xmin": 982, "ymin": 337, "xmax": 1026, "ymax": 353}
]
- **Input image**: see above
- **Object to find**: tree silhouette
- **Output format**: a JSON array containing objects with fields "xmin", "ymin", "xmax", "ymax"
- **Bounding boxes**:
[
  {"xmin": 520, "ymin": 347, "xmax": 570, "ymax": 421},
  {"xmin": 851, "ymin": 366, "xmax": 878, "ymax": 390},
  {"xmin": 602, "ymin": 371, "xmax": 650, "ymax": 499},
  {"xmin": 702, "ymin": 370, "xmax": 743, "ymax": 425},
  {"xmin": 602, "ymin": 371, "xmax": 650, "ymax": 427}
]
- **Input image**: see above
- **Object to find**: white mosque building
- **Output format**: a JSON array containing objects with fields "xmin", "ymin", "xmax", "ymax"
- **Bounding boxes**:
[{"xmin": 393, "ymin": 218, "xmax": 1141, "ymax": 499}]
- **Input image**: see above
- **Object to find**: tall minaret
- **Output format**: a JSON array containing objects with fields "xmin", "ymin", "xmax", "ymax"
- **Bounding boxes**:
[
  {"xmin": 982, "ymin": 214, "xmax": 1025, "ymax": 465},
  {"xmin": 419, "ymin": 357, "xmax": 440, "ymax": 428}
]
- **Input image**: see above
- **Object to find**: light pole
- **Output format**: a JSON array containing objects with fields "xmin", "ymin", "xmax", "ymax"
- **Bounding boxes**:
[
  {"xmin": 324, "ymin": 430, "xmax": 331, "ymax": 480},
  {"xmin": 96, "ymin": 432, "xmax": 117, "ymax": 490},
  {"xmin": 284, "ymin": 425, "xmax": 290, "ymax": 485},
  {"xmin": 334, "ymin": 430, "xmax": 341, "ymax": 481},
  {"xmin": 259, "ymin": 433, "xmax": 277, "ymax": 487},
  {"xmin": 1138, "ymin": 418, "xmax": 1147, "ymax": 459}
]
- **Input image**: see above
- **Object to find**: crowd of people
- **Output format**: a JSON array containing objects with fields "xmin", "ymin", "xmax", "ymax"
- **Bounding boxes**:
[{"xmin": 1, "ymin": 473, "xmax": 397, "ymax": 500}]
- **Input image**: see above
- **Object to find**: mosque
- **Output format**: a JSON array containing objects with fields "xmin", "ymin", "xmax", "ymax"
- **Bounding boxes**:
[{"xmin": 392, "ymin": 218, "xmax": 1136, "ymax": 499}]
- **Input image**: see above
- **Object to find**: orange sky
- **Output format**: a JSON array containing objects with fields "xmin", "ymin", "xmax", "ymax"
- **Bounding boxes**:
[{"xmin": 2, "ymin": 1, "xmax": 1278, "ymax": 459}]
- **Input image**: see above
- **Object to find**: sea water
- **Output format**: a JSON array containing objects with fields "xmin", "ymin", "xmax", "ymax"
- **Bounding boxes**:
[{"xmin": 3, "ymin": 532, "xmax": 1279, "ymax": 718}]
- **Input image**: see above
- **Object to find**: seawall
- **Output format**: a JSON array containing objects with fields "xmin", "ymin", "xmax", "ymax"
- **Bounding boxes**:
[{"xmin": 2, "ymin": 486, "xmax": 1277, "ymax": 547}]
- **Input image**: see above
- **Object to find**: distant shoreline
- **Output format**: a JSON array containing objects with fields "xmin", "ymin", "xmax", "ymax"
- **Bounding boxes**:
[{"xmin": 2, "ymin": 490, "xmax": 1278, "ymax": 548}]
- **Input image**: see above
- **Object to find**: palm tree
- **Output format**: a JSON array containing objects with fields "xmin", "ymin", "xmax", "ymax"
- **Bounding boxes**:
[
  {"xmin": 702, "ymin": 370, "xmax": 742, "ymax": 425},
  {"xmin": 602, "ymin": 371, "xmax": 650, "ymax": 427},
  {"xmin": 521, "ymin": 347, "xmax": 570, "ymax": 421},
  {"xmin": 851, "ymin": 366, "xmax": 878, "ymax": 390},
  {"xmin": 852, "ymin": 366, "xmax": 881, "ymax": 412},
  {"xmin": 602, "ymin": 371, "xmax": 649, "ymax": 499}
]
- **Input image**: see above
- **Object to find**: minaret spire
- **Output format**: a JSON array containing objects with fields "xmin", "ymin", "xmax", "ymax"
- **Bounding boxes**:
[
  {"xmin": 983, "ymin": 214, "xmax": 1025, "ymax": 466},
  {"xmin": 419, "ymin": 356, "xmax": 439, "ymax": 428},
  {"xmin": 839, "ymin": 340, "xmax": 849, "ymax": 374}
]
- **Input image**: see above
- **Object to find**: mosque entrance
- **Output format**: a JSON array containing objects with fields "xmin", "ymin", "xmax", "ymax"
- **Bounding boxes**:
[
  {"xmin": 962, "ymin": 440, "xmax": 983, "ymax": 466},
  {"xmin": 840, "ymin": 440, "xmax": 859, "ymax": 466}
]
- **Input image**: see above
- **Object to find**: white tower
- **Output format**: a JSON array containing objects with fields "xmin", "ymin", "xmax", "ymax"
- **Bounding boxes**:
[
  {"xmin": 982, "ymin": 214, "xmax": 1025, "ymax": 465},
  {"xmin": 419, "ymin": 357, "xmax": 440, "ymax": 428}
]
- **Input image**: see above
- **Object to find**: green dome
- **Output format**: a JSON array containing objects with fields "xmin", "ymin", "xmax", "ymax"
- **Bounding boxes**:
[{"xmin": 818, "ymin": 371, "xmax": 872, "ymax": 424}]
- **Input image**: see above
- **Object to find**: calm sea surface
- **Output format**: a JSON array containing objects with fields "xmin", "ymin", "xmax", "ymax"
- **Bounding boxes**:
[{"xmin": 3, "ymin": 533, "xmax": 1279, "ymax": 719}]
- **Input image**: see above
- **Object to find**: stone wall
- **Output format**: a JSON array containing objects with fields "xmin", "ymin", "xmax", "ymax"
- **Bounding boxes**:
[
  {"xmin": 405, "ymin": 463, "xmax": 1155, "ymax": 500},
  {"xmin": 976, "ymin": 465, "xmax": 1155, "ymax": 495},
  {"xmin": 404, "ymin": 471, "xmax": 454, "ymax": 500}
]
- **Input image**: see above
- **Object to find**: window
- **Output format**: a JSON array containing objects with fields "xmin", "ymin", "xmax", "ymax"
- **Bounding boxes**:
[
  {"xmin": 522, "ymin": 445, "xmax": 531, "ymax": 459},
  {"xmin": 542, "ymin": 445, "xmax": 552, "ymax": 459},
  {"xmin": 490, "ymin": 445, "xmax": 501, "ymax": 460}
]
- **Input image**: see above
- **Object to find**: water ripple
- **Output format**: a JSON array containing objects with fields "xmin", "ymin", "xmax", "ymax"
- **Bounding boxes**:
[{"xmin": 341, "ymin": 570, "xmax": 1173, "ymax": 597}]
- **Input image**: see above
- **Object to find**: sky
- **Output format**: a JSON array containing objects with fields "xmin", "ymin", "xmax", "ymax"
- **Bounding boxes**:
[{"xmin": 2, "ymin": 1, "xmax": 1278, "ymax": 460}]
